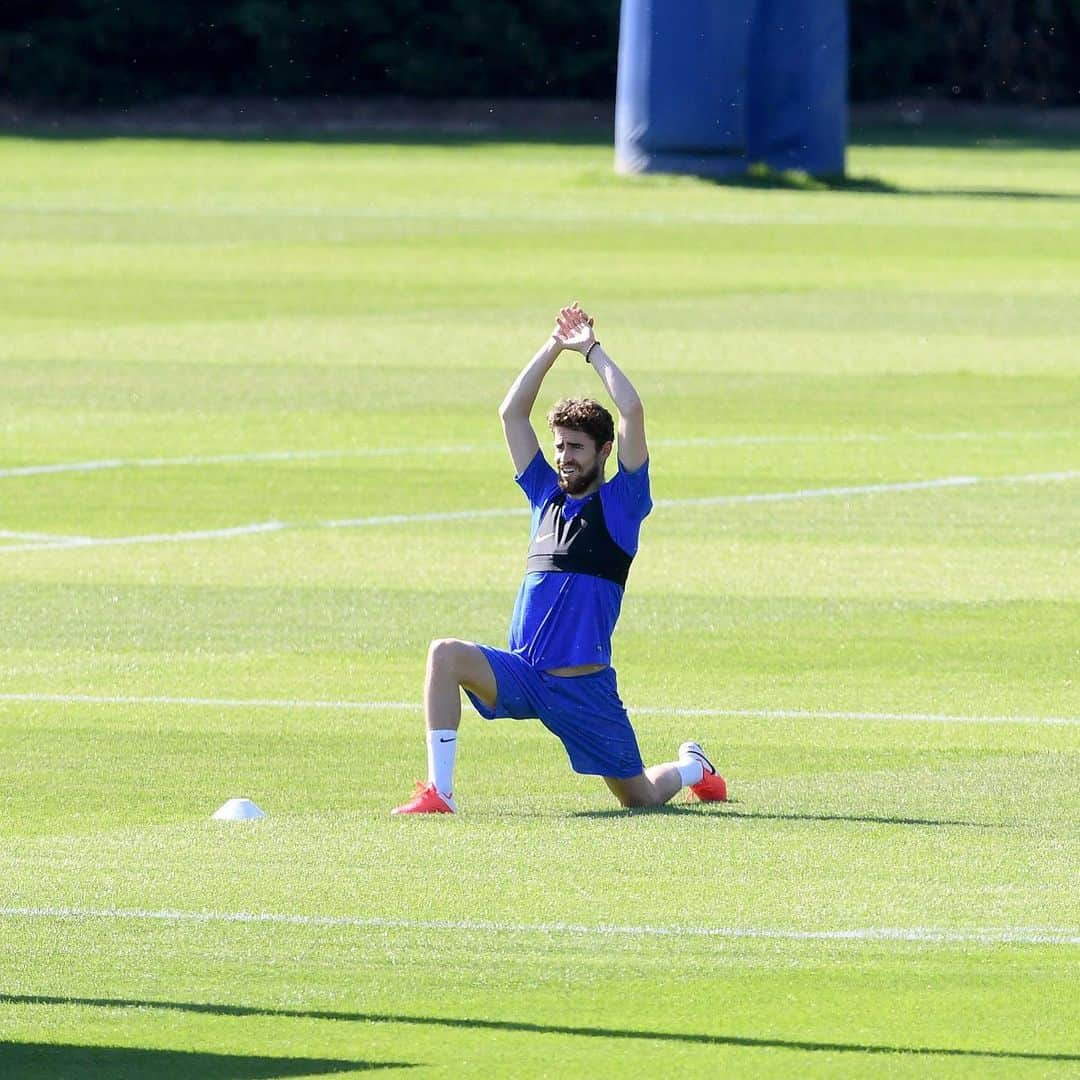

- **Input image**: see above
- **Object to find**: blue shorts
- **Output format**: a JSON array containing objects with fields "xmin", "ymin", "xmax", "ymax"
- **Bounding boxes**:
[{"xmin": 465, "ymin": 645, "xmax": 645, "ymax": 779}]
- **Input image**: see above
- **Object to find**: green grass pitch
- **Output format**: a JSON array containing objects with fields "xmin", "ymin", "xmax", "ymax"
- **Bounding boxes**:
[{"xmin": 0, "ymin": 123, "xmax": 1078, "ymax": 1077}]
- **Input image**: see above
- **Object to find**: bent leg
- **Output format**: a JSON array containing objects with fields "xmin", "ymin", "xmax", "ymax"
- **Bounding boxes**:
[
  {"xmin": 605, "ymin": 742, "xmax": 726, "ymax": 808},
  {"xmin": 604, "ymin": 763, "xmax": 683, "ymax": 808},
  {"xmin": 425, "ymin": 638, "xmax": 497, "ymax": 731},
  {"xmin": 393, "ymin": 639, "xmax": 499, "ymax": 813}
]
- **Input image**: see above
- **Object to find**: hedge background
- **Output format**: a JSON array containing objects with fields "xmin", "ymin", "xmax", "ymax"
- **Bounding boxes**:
[{"xmin": 1, "ymin": 1, "xmax": 1078, "ymax": 107}]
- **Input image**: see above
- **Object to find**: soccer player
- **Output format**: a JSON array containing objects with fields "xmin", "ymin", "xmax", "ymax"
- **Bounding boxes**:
[{"xmin": 392, "ymin": 303, "xmax": 727, "ymax": 814}]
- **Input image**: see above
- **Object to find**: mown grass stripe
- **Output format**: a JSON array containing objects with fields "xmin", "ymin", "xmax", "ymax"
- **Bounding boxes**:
[
  {"xmin": 2, "ymin": 469, "xmax": 1076, "ymax": 554},
  {"xmin": 0, "ymin": 693, "xmax": 1074, "ymax": 726},
  {"xmin": 1, "ymin": 431, "xmax": 1075, "ymax": 481}
]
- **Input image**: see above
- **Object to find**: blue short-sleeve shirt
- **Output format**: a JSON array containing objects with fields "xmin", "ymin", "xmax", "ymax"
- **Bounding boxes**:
[{"xmin": 508, "ymin": 449, "xmax": 652, "ymax": 669}]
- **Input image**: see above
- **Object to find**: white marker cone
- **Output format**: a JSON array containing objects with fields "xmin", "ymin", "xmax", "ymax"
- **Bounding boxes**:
[{"xmin": 212, "ymin": 797, "xmax": 266, "ymax": 821}]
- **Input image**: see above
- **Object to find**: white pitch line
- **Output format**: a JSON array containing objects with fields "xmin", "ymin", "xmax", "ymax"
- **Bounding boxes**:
[
  {"xmin": 0, "ymin": 693, "xmax": 1075, "ymax": 727},
  {"xmin": 2, "ymin": 432, "xmax": 1075, "ymax": 481},
  {"xmin": 0, "ymin": 692, "xmax": 417, "ymax": 711},
  {"xmin": 634, "ymin": 707, "xmax": 1080, "ymax": 726},
  {"xmin": 0, "ymin": 458, "xmax": 128, "ymax": 479},
  {"xmin": 0, "ymin": 906, "xmax": 1075, "ymax": 946},
  {"xmin": 0, "ymin": 521, "xmax": 286, "ymax": 554},
  {"xmin": 659, "ymin": 431, "xmax": 1079, "ymax": 447},
  {"xmin": 1002, "ymin": 469, "xmax": 1080, "ymax": 484},
  {"xmin": 329, "ymin": 469, "xmax": 1078, "ymax": 524},
  {"xmin": 0, "ymin": 445, "xmax": 486, "ymax": 480},
  {"xmin": 0, "ymin": 529, "xmax": 93, "ymax": 542},
  {"xmin": 323, "ymin": 507, "xmax": 526, "ymax": 528},
  {"xmin": 1, "ymin": 469, "xmax": 1076, "ymax": 556},
  {"xmin": 654, "ymin": 475, "xmax": 980, "ymax": 508}
]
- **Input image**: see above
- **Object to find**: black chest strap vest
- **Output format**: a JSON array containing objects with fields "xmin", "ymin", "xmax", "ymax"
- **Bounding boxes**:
[{"xmin": 525, "ymin": 492, "xmax": 633, "ymax": 588}]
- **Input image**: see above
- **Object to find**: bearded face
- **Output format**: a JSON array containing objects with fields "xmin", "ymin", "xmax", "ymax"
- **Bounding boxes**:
[
  {"xmin": 558, "ymin": 457, "xmax": 602, "ymax": 495},
  {"xmin": 552, "ymin": 426, "xmax": 611, "ymax": 497}
]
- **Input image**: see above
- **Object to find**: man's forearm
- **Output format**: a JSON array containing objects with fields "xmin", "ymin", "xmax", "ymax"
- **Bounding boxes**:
[
  {"xmin": 498, "ymin": 337, "xmax": 562, "ymax": 419},
  {"xmin": 586, "ymin": 345, "xmax": 644, "ymax": 417}
]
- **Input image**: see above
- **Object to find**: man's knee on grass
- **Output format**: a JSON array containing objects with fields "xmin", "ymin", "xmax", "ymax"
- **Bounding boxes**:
[{"xmin": 605, "ymin": 773, "xmax": 666, "ymax": 809}]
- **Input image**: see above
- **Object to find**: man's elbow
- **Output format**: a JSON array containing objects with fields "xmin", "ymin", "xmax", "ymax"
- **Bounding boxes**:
[{"xmin": 621, "ymin": 399, "xmax": 645, "ymax": 423}]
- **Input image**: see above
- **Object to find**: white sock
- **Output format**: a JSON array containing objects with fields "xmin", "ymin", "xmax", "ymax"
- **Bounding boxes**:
[
  {"xmin": 676, "ymin": 757, "xmax": 704, "ymax": 788},
  {"xmin": 426, "ymin": 729, "xmax": 458, "ymax": 797}
]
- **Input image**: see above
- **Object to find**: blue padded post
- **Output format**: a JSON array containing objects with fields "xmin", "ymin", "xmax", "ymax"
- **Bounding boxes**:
[
  {"xmin": 746, "ymin": 0, "xmax": 847, "ymax": 175},
  {"xmin": 615, "ymin": 0, "xmax": 753, "ymax": 176},
  {"xmin": 615, "ymin": 0, "xmax": 847, "ymax": 178}
]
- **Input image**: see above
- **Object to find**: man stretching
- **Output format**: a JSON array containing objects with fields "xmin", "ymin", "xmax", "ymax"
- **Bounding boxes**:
[{"xmin": 393, "ymin": 303, "xmax": 727, "ymax": 813}]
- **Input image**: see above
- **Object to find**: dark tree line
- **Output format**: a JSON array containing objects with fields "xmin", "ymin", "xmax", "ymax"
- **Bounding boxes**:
[
  {"xmin": 1, "ymin": 1, "xmax": 1077, "ymax": 106},
  {"xmin": 851, "ymin": 0, "xmax": 1079, "ymax": 104}
]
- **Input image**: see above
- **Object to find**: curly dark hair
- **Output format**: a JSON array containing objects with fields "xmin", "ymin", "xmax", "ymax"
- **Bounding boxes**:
[{"xmin": 546, "ymin": 398, "xmax": 615, "ymax": 449}]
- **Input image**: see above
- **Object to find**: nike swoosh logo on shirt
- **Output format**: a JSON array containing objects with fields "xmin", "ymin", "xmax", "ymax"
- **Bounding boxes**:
[{"xmin": 534, "ymin": 531, "xmax": 556, "ymax": 543}]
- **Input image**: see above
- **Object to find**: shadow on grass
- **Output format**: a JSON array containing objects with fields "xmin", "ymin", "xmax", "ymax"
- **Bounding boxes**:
[
  {"xmin": 571, "ymin": 804, "xmax": 1004, "ymax": 828},
  {"xmin": 2, "ymin": 994, "xmax": 1075, "ymax": 1064},
  {"xmin": 0, "ymin": 1040, "xmax": 409, "ymax": 1077},
  {"xmin": 711, "ymin": 162, "xmax": 1080, "ymax": 202}
]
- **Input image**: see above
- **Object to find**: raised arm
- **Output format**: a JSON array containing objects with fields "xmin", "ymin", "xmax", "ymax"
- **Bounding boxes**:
[
  {"xmin": 498, "ymin": 334, "xmax": 562, "ymax": 475},
  {"xmin": 553, "ymin": 303, "xmax": 648, "ymax": 472}
]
